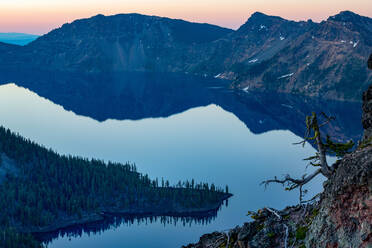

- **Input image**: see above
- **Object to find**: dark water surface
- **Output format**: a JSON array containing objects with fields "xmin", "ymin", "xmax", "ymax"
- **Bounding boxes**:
[{"xmin": 0, "ymin": 72, "xmax": 363, "ymax": 247}]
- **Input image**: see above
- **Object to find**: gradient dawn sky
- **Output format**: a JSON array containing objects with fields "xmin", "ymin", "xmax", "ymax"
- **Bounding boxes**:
[{"xmin": 1, "ymin": 0, "xmax": 372, "ymax": 35}]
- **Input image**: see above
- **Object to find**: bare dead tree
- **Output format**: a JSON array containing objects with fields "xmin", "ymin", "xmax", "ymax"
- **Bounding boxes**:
[{"xmin": 261, "ymin": 112, "xmax": 354, "ymax": 202}]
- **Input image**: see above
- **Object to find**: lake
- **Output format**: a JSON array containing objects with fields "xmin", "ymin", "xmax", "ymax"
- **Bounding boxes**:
[{"xmin": 0, "ymin": 71, "xmax": 363, "ymax": 247}]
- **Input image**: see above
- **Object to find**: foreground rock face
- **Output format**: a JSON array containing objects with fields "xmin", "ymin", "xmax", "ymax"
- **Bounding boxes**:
[
  {"xmin": 184, "ymin": 145, "xmax": 371, "ymax": 248},
  {"xmin": 183, "ymin": 205, "xmax": 319, "ymax": 248},
  {"xmin": 363, "ymin": 85, "xmax": 372, "ymax": 141},
  {"xmin": 364, "ymin": 54, "xmax": 372, "ymax": 141},
  {"xmin": 306, "ymin": 146, "xmax": 372, "ymax": 247}
]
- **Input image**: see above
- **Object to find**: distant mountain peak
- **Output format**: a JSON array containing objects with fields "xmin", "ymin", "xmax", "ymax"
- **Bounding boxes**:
[
  {"xmin": 246, "ymin": 11, "xmax": 284, "ymax": 23},
  {"xmin": 328, "ymin": 10, "xmax": 363, "ymax": 23},
  {"xmin": 326, "ymin": 10, "xmax": 372, "ymax": 41},
  {"xmin": 250, "ymin": 11, "xmax": 267, "ymax": 18},
  {"xmin": 237, "ymin": 11, "xmax": 300, "ymax": 34}
]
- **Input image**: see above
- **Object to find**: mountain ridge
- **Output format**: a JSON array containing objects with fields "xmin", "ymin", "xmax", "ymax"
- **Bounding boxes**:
[
  {"xmin": 230, "ymin": 11, "xmax": 372, "ymax": 101},
  {"xmin": 0, "ymin": 11, "xmax": 371, "ymax": 101}
]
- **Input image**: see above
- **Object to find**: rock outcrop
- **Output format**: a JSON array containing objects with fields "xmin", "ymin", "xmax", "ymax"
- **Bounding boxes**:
[
  {"xmin": 183, "ymin": 56, "xmax": 372, "ymax": 247},
  {"xmin": 363, "ymin": 54, "xmax": 372, "ymax": 141},
  {"xmin": 305, "ymin": 146, "xmax": 372, "ymax": 247},
  {"xmin": 183, "ymin": 205, "xmax": 321, "ymax": 248}
]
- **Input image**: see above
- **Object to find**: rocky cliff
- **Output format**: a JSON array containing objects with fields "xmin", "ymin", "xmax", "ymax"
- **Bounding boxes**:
[
  {"xmin": 183, "ymin": 56, "xmax": 372, "ymax": 248},
  {"xmin": 0, "ymin": 14, "xmax": 232, "ymax": 73},
  {"xmin": 363, "ymin": 54, "xmax": 372, "ymax": 141},
  {"xmin": 308, "ymin": 55, "xmax": 372, "ymax": 246},
  {"xmin": 231, "ymin": 11, "xmax": 372, "ymax": 102}
]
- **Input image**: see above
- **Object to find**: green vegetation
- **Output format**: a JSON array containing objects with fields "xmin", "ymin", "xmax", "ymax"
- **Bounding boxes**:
[
  {"xmin": 219, "ymin": 242, "xmax": 227, "ymax": 248},
  {"xmin": 267, "ymin": 232, "xmax": 276, "ymax": 238},
  {"xmin": 306, "ymin": 208, "xmax": 320, "ymax": 224},
  {"xmin": 295, "ymin": 226, "xmax": 308, "ymax": 240},
  {"xmin": 247, "ymin": 209, "xmax": 265, "ymax": 220},
  {"xmin": 324, "ymin": 135, "xmax": 354, "ymax": 157},
  {"xmin": 0, "ymin": 228, "xmax": 44, "ymax": 248},
  {"xmin": 256, "ymin": 223, "xmax": 265, "ymax": 231},
  {"xmin": 227, "ymin": 235, "xmax": 236, "ymax": 248},
  {"xmin": 0, "ymin": 126, "xmax": 230, "ymax": 246},
  {"xmin": 358, "ymin": 136, "xmax": 372, "ymax": 149}
]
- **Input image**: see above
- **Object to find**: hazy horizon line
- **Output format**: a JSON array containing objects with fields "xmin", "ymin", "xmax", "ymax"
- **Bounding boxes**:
[{"xmin": 1, "ymin": 9, "xmax": 371, "ymax": 36}]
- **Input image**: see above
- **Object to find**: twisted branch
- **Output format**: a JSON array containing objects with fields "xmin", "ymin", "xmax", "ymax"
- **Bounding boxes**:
[
  {"xmin": 261, "ymin": 111, "xmax": 354, "ymax": 203},
  {"xmin": 261, "ymin": 168, "xmax": 322, "ymax": 191}
]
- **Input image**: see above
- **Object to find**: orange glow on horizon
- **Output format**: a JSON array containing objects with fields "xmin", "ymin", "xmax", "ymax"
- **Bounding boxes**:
[{"xmin": 0, "ymin": 0, "xmax": 371, "ymax": 35}]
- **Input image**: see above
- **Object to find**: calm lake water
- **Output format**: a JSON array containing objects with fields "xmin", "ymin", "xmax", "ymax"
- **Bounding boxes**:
[{"xmin": 0, "ymin": 72, "xmax": 363, "ymax": 247}]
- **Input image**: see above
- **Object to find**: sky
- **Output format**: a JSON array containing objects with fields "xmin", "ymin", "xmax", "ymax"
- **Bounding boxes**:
[{"xmin": 1, "ymin": 0, "xmax": 372, "ymax": 35}]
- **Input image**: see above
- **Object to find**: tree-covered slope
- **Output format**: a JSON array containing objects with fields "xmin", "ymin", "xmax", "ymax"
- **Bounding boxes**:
[{"xmin": 0, "ymin": 126, "xmax": 230, "ymax": 246}]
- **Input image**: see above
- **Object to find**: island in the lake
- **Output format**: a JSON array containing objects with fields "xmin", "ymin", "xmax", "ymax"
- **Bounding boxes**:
[{"xmin": 0, "ymin": 126, "xmax": 231, "ymax": 247}]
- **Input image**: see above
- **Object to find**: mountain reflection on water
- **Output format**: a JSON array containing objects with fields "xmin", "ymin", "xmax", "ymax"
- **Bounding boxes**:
[
  {"xmin": 0, "ymin": 70, "xmax": 363, "ymax": 143},
  {"xmin": 35, "ymin": 209, "xmax": 221, "ymax": 244}
]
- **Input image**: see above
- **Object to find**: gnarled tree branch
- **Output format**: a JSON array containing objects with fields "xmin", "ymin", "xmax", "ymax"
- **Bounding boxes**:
[
  {"xmin": 311, "ymin": 113, "xmax": 333, "ymax": 177},
  {"xmin": 262, "ymin": 112, "xmax": 354, "ymax": 202},
  {"xmin": 261, "ymin": 168, "xmax": 322, "ymax": 191}
]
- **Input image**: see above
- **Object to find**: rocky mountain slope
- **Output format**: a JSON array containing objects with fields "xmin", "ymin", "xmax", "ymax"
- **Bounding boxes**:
[
  {"xmin": 232, "ymin": 11, "xmax": 372, "ymax": 102},
  {"xmin": 0, "ymin": 11, "xmax": 371, "ymax": 101},
  {"xmin": 0, "ymin": 42, "xmax": 20, "ymax": 53},
  {"xmin": 1, "ymin": 14, "xmax": 232, "ymax": 72},
  {"xmin": 182, "ymin": 56, "xmax": 372, "ymax": 248},
  {"xmin": 362, "ymin": 54, "xmax": 372, "ymax": 141},
  {"xmin": 191, "ymin": 12, "xmax": 313, "ymax": 78}
]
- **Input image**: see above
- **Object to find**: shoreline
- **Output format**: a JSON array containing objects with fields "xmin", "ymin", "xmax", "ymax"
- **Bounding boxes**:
[{"xmin": 28, "ymin": 193, "xmax": 231, "ymax": 238}]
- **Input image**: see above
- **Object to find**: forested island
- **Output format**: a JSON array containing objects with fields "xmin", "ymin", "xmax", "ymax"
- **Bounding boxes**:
[{"xmin": 0, "ymin": 126, "xmax": 231, "ymax": 247}]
